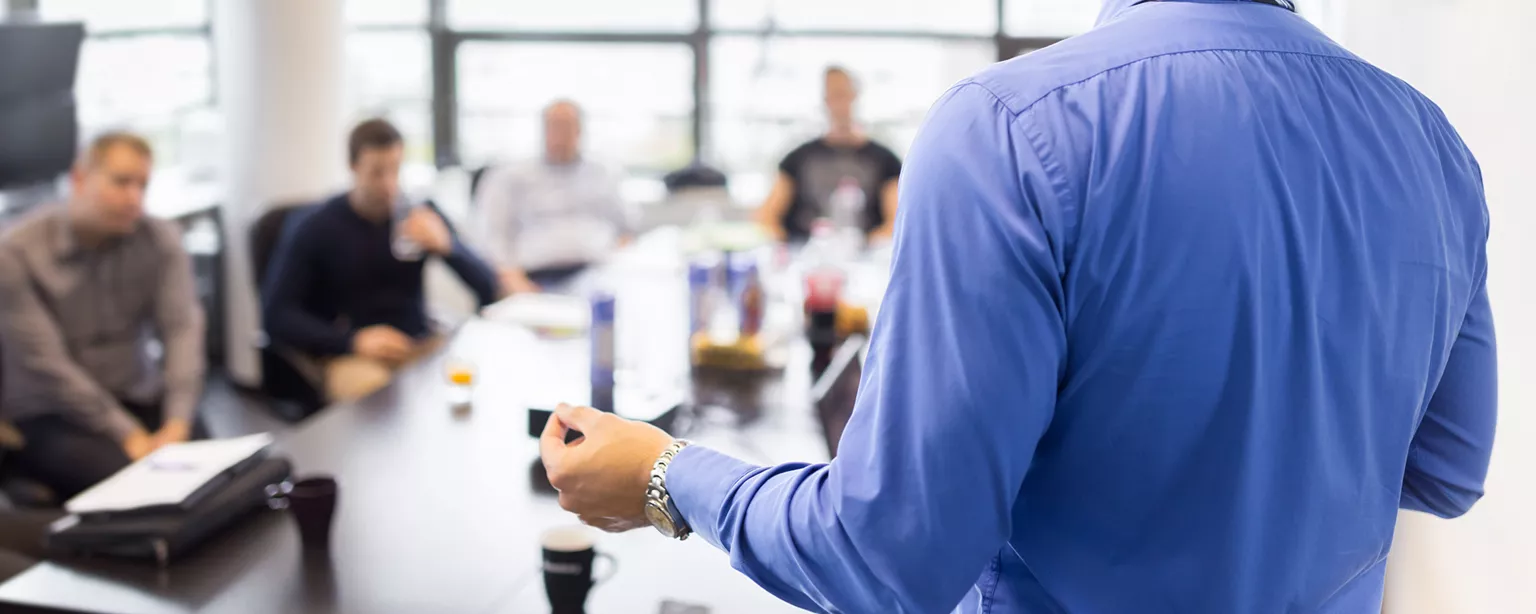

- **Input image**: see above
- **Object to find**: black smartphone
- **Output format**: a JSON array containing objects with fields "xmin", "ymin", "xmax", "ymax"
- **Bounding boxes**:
[
  {"xmin": 527, "ymin": 408, "xmax": 583, "ymax": 443},
  {"xmin": 527, "ymin": 391, "xmax": 684, "ymax": 439}
]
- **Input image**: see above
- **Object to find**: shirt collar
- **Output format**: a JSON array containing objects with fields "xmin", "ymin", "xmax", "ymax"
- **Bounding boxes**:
[
  {"xmin": 50, "ymin": 206, "xmax": 135, "ymax": 259},
  {"xmin": 1097, "ymin": 0, "xmax": 1294, "ymax": 26},
  {"xmin": 544, "ymin": 154, "xmax": 585, "ymax": 170},
  {"xmin": 50, "ymin": 207, "xmax": 82, "ymax": 259}
]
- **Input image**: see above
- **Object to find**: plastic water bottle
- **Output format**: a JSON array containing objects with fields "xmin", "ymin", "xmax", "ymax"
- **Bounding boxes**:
[
  {"xmin": 801, "ymin": 221, "xmax": 846, "ymax": 319},
  {"xmin": 739, "ymin": 263, "xmax": 765, "ymax": 337},
  {"xmin": 828, "ymin": 177, "xmax": 866, "ymax": 259},
  {"xmin": 829, "ymin": 177, "xmax": 865, "ymax": 232},
  {"xmin": 801, "ymin": 219, "xmax": 836, "ymax": 271}
]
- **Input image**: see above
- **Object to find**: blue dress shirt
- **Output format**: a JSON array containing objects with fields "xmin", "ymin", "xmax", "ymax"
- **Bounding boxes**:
[{"xmin": 668, "ymin": 1, "xmax": 1497, "ymax": 612}]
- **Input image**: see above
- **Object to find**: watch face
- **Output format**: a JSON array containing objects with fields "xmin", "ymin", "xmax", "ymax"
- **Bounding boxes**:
[{"xmin": 645, "ymin": 502, "xmax": 675, "ymax": 536}]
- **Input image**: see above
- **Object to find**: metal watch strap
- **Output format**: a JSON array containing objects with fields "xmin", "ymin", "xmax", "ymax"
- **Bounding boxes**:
[{"xmin": 647, "ymin": 440, "xmax": 692, "ymax": 539}]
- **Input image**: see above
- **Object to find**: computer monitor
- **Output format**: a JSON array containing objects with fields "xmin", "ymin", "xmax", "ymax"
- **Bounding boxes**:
[
  {"xmin": 810, "ymin": 335, "xmax": 866, "ymax": 459},
  {"xmin": 0, "ymin": 22, "xmax": 84, "ymax": 190}
]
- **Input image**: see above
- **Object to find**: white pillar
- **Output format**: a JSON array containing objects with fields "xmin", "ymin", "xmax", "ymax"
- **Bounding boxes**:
[
  {"xmin": 213, "ymin": 0, "xmax": 347, "ymax": 386},
  {"xmin": 1339, "ymin": 1, "xmax": 1536, "ymax": 612}
]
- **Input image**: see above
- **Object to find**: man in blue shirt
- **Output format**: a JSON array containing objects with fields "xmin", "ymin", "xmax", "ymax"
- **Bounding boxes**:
[
  {"xmin": 263, "ymin": 119, "xmax": 499, "ymax": 402},
  {"xmin": 540, "ymin": 1, "xmax": 1497, "ymax": 612}
]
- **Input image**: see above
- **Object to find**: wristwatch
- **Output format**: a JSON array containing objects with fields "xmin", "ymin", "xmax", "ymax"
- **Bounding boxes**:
[{"xmin": 644, "ymin": 440, "xmax": 692, "ymax": 540}]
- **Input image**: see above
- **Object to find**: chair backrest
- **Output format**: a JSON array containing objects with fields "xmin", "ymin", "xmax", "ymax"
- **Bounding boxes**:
[
  {"xmin": 663, "ymin": 161, "xmax": 727, "ymax": 193},
  {"xmin": 469, "ymin": 165, "xmax": 492, "ymax": 205},
  {"xmin": 249, "ymin": 203, "xmax": 315, "ymax": 300}
]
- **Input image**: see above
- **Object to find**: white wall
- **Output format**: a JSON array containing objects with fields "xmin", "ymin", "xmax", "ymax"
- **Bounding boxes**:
[{"xmin": 1337, "ymin": 1, "xmax": 1536, "ymax": 612}]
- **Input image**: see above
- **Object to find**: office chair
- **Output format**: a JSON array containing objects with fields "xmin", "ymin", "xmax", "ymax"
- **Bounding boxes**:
[
  {"xmin": 248, "ymin": 203, "xmax": 325, "ymax": 421},
  {"xmin": 469, "ymin": 165, "xmax": 493, "ymax": 206},
  {"xmin": 0, "ymin": 339, "xmax": 57, "ymax": 509}
]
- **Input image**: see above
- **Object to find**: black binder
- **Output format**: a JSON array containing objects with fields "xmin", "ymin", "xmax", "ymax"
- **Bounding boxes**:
[{"xmin": 46, "ymin": 457, "xmax": 293, "ymax": 566}]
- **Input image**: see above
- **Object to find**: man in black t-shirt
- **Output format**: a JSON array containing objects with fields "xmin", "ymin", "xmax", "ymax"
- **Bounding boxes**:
[{"xmin": 756, "ymin": 66, "xmax": 902, "ymax": 243}]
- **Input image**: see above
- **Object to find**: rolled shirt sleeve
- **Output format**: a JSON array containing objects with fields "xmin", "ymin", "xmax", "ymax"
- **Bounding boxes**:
[{"xmin": 1400, "ymin": 256, "xmax": 1497, "ymax": 518}]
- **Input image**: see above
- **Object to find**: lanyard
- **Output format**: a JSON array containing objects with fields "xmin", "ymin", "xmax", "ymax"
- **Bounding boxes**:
[{"xmin": 1135, "ymin": 0, "xmax": 1296, "ymax": 10}]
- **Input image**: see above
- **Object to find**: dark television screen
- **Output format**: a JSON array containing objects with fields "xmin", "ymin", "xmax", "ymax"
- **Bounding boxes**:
[{"xmin": 0, "ymin": 22, "xmax": 84, "ymax": 190}]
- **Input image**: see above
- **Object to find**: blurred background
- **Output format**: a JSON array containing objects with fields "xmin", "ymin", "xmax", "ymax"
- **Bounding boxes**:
[
  {"xmin": 0, "ymin": 1, "xmax": 1530, "ymax": 613},
  {"xmin": 0, "ymin": 0, "xmax": 1347, "ymax": 201}
]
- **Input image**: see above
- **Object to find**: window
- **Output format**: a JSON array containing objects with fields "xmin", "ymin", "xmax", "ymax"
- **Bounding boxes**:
[
  {"xmin": 708, "ymin": 36, "xmax": 994, "ymax": 189},
  {"xmin": 1295, "ymin": 0, "xmax": 1344, "ymax": 39},
  {"xmin": 74, "ymin": 36, "xmax": 211, "ymax": 129},
  {"xmin": 1004, "ymin": 0, "xmax": 1101, "ymax": 37},
  {"xmin": 456, "ymin": 42, "xmax": 694, "ymax": 174},
  {"xmin": 346, "ymin": 31, "xmax": 434, "ymax": 163},
  {"xmin": 40, "ymin": 1, "xmax": 213, "ymax": 169},
  {"xmin": 40, "ymin": 0, "xmax": 206, "ymax": 32},
  {"xmin": 449, "ymin": 0, "xmax": 697, "ymax": 32},
  {"xmin": 345, "ymin": 0, "xmax": 428, "ymax": 27},
  {"xmin": 39, "ymin": 0, "xmax": 1076, "ymax": 193},
  {"xmin": 714, "ymin": 0, "xmax": 997, "ymax": 35}
]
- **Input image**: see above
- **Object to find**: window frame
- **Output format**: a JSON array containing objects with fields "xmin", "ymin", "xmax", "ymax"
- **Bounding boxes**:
[
  {"xmin": 23, "ymin": 0, "xmax": 1075, "ymax": 171},
  {"xmin": 424, "ymin": 0, "xmax": 1064, "ymax": 168}
]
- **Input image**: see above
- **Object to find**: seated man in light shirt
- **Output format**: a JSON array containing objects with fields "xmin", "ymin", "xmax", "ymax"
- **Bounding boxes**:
[{"xmin": 474, "ymin": 100, "xmax": 634, "ymax": 294}]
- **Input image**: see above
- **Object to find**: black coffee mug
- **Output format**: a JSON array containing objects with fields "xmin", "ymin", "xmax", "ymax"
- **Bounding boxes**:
[
  {"xmin": 542, "ymin": 526, "xmax": 616, "ymax": 614},
  {"xmin": 268, "ymin": 476, "xmax": 339, "ymax": 550}
]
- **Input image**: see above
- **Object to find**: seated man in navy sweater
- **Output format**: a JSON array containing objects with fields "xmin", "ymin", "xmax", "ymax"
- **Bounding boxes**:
[{"xmin": 262, "ymin": 119, "xmax": 500, "ymax": 402}]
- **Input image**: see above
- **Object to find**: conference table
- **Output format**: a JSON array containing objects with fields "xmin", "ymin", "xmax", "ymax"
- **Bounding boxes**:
[{"xmin": 0, "ymin": 229, "xmax": 887, "ymax": 614}]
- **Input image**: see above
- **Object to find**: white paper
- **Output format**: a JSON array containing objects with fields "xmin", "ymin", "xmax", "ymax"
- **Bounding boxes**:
[
  {"xmin": 481, "ymin": 293, "xmax": 591, "ymax": 332},
  {"xmin": 64, "ymin": 433, "xmax": 274, "ymax": 514}
]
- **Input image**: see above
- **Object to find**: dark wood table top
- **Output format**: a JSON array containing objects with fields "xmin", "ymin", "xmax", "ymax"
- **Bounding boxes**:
[{"xmin": 0, "ymin": 243, "xmax": 840, "ymax": 614}]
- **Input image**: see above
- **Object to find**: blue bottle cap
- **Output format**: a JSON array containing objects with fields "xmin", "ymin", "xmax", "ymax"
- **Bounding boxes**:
[
  {"xmin": 688, "ymin": 262, "xmax": 713, "ymax": 285},
  {"xmin": 590, "ymin": 291, "xmax": 616, "ymax": 321}
]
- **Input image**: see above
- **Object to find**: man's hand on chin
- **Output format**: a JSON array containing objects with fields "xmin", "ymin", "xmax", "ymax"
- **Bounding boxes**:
[{"xmin": 539, "ymin": 403, "xmax": 675, "ymax": 533}]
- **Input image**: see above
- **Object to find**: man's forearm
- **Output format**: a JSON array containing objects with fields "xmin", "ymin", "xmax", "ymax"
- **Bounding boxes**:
[
  {"xmin": 7, "ymin": 331, "xmax": 144, "ymax": 441},
  {"xmin": 46, "ymin": 376, "xmax": 142, "ymax": 442},
  {"xmin": 160, "ymin": 380, "xmax": 201, "ymax": 430},
  {"xmin": 265, "ymin": 307, "xmax": 354, "ymax": 357},
  {"xmin": 92, "ymin": 403, "xmax": 145, "ymax": 443},
  {"xmin": 442, "ymin": 239, "xmax": 502, "ymax": 306},
  {"xmin": 667, "ymin": 446, "xmax": 949, "ymax": 613},
  {"xmin": 667, "ymin": 448, "xmax": 848, "ymax": 612}
]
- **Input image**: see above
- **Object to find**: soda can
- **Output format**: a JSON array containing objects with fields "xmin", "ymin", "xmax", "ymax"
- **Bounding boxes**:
[
  {"xmin": 726, "ymin": 252, "xmax": 755, "ymax": 298},
  {"xmin": 688, "ymin": 259, "xmax": 714, "ymax": 336}
]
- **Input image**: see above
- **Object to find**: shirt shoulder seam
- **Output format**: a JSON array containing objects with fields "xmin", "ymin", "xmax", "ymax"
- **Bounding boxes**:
[
  {"xmin": 948, "ymin": 81, "xmax": 1074, "ymax": 280},
  {"xmin": 0, "ymin": 206, "xmax": 62, "ymax": 248},
  {"xmin": 978, "ymin": 47, "xmax": 1385, "ymax": 119}
]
